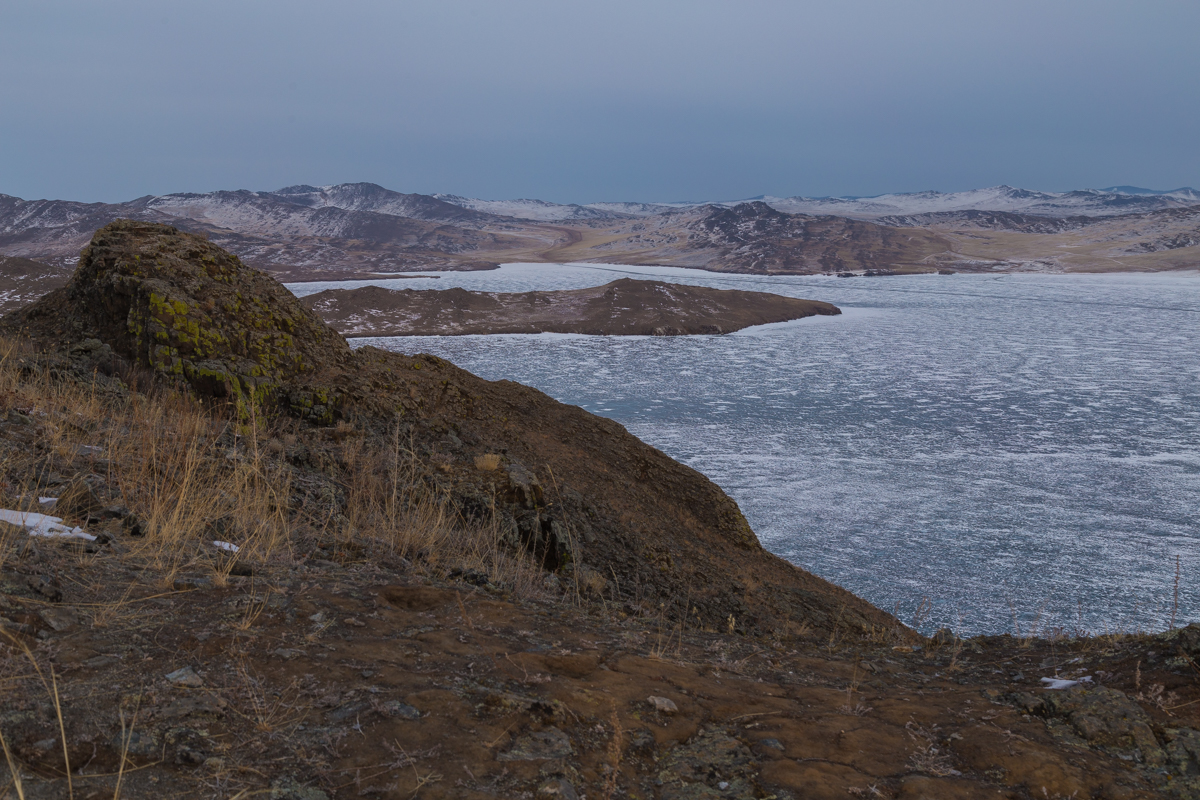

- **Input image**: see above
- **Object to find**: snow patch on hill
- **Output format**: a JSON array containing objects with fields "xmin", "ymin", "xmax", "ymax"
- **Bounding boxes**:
[
  {"xmin": 432, "ymin": 195, "xmax": 618, "ymax": 221},
  {"xmin": 756, "ymin": 185, "xmax": 1200, "ymax": 218}
]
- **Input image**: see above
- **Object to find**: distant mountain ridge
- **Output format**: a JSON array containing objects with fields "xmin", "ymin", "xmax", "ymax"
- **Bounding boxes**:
[
  {"xmin": 432, "ymin": 184, "xmax": 1200, "ymax": 220},
  {"xmin": 753, "ymin": 185, "xmax": 1200, "ymax": 219},
  {"xmin": 0, "ymin": 182, "xmax": 1197, "ymax": 298}
]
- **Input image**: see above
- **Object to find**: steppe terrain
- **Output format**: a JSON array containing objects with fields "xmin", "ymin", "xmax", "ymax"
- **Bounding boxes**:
[{"xmin": 1, "ymin": 221, "xmax": 1200, "ymax": 800}]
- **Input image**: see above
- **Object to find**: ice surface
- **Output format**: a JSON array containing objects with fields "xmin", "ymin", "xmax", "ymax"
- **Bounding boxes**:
[{"xmin": 292, "ymin": 267, "xmax": 1200, "ymax": 636}]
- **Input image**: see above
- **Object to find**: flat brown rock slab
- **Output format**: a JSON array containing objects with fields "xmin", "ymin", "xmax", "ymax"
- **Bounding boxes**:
[{"xmin": 300, "ymin": 277, "xmax": 840, "ymax": 336}]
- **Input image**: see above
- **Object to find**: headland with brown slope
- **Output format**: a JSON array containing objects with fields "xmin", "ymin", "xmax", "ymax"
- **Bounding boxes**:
[
  {"xmin": 1, "ymin": 220, "xmax": 886, "ymax": 638},
  {"xmin": 300, "ymin": 278, "xmax": 840, "ymax": 337},
  {"xmin": 2, "ymin": 221, "xmax": 1200, "ymax": 799}
]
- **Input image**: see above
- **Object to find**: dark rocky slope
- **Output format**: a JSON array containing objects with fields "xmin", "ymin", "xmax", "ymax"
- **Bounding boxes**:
[
  {"xmin": 2, "ymin": 220, "xmax": 894, "ymax": 637},
  {"xmin": 301, "ymin": 278, "xmax": 840, "ymax": 337}
]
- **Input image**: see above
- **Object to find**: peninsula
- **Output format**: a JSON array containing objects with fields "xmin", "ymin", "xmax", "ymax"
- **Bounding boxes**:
[{"xmin": 300, "ymin": 278, "xmax": 840, "ymax": 337}]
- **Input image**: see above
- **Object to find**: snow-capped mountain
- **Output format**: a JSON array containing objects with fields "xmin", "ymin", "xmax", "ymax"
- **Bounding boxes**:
[
  {"xmin": 432, "ymin": 195, "xmax": 693, "ymax": 220},
  {"xmin": 432, "ymin": 185, "xmax": 1200, "ymax": 221},
  {"xmin": 752, "ymin": 185, "xmax": 1200, "ymax": 218},
  {"xmin": 146, "ymin": 184, "xmax": 497, "ymax": 231},
  {"xmin": 268, "ymin": 184, "xmax": 493, "ymax": 223},
  {"xmin": 431, "ymin": 195, "xmax": 619, "ymax": 221},
  {"xmin": 1102, "ymin": 186, "xmax": 1200, "ymax": 200},
  {"xmin": 1, "ymin": 182, "xmax": 1196, "ymax": 285}
]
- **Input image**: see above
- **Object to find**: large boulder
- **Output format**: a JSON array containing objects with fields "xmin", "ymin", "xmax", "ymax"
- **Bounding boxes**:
[{"xmin": 5, "ymin": 220, "xmax": 349, "ymax": 418}]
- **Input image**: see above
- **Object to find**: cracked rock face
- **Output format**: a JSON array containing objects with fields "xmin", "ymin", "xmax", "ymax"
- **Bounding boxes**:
[
  {"xmin": 498, "ymin": 728, "xmax": 574, "ymax": 761},
  {"xmin": 1011, "ymin": 685, "xmax": 1166, "ymax": 764},
  {"xmin": 1005, "ymin": 683, "xmax": 1200, "ymax": 794}
]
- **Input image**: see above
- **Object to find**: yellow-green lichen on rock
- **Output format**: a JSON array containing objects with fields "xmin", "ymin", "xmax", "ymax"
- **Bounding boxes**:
[{"xmin": 6, "ymin": 220, "xmax": 351, "ymax": 420}]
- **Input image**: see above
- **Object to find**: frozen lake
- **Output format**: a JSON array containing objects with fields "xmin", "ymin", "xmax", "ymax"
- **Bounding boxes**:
[{"xmin": 289, "ymin": 265, "xmax": 1200, "ymax": 636}]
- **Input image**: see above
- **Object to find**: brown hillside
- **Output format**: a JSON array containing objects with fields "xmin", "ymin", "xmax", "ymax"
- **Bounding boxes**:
[
  {"xmin": 1, "ymin": 220, "xmax": 892, "ymax": 637},
  {"xmin": 0, "ymin": 255, "xmax": 68, "ymax": 314}
]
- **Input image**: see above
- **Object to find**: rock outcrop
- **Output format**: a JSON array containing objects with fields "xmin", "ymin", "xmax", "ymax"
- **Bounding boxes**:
[
  {"xmin": 2, "ymin": 220, "xmax": 899, "ymax": 637},
  {"xmin": 5, "ymin": 220, "xmax": 351, "ymax": 420}
]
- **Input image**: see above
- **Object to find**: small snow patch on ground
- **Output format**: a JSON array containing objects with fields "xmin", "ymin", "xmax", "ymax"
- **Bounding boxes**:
[{"xmin": 0, "ymin": 508, "xmax": 95, "ymax": 540}]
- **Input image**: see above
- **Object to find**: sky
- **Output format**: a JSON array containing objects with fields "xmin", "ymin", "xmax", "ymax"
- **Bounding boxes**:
[{"xmin": 2, "ymin": 0, "xmax": 1199, "ymax": 204}]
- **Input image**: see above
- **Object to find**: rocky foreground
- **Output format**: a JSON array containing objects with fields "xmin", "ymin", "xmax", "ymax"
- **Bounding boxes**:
[
  {"xmin": 1, "ymin": 221, "xmax": 1199, "ymax": 799},
  {"xmin": 300, "ymin": 279, "xmax": 840, "ymax": 337},
  {"xmin": 5, "ymin": 540, "xmax": 1200, "ymax": 800}
]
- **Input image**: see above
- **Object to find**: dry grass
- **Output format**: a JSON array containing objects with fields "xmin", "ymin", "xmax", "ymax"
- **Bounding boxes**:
[
  {"xmin": 0, "ymin": 336, "xmax": 543, "ymax": 594},
  {"xmin": 905, "ymin": 721, "xmax": 959, "ymax": 777},
  {"xmin": 601, "ymin": 703, "xmax": 624, "ymax": 800},
  {"xmin": 0, "ymin": 629, "xmax": 70, "ymax": 799}
]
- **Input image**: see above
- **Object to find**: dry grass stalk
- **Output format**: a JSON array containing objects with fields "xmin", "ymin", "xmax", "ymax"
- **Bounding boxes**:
[
  {"xmin": 112, "ymin": 696, "xmax": 142, "ymax": 799},
  {"xmin": 231, "ymin": 583, "xmax": 271, "ymax": 633},
  {"xmin": 1171, "ymin": 554, "xmax": 1181, "ymax": 630},
  {"xmin": 839, "ymin": 663, "xmax": 873, "ymax": 716},
  {"xmin": 227, "ymin": 660, "xmax": 304, "ymax": 735},
  {"xmin": 905, "ymin": 721, "xmax": 959, "ymax": 777},
  {"xmin": 601, "ymin": 703, "xmax": 624, "ymax": 800},
  {"xmin": 0, "ymin": 723, "xmax": 25, "ymax": 800},
  {"xmin": 0, "ymin": 629, "xmax": 70, "ymax": 799}
]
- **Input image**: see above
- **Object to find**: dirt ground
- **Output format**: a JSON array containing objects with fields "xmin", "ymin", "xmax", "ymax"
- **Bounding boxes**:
[{"xmin": 4, "ymin": 538, "xmax": 1200, "ymax": 800}]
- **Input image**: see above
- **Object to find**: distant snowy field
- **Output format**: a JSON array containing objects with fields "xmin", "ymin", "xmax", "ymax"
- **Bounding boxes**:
[{"xmin": 288, "ymin": 266, "xmax": 1200, "ymax": 636}]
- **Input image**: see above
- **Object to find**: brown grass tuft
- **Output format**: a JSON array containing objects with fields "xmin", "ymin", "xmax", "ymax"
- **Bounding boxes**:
[{"xmin": 473, "ymin": 453, "xmax": 501, "ymax": 471}]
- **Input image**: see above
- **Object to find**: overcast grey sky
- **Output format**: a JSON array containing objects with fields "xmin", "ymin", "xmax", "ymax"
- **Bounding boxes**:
[{"xmin": 2, "ymin": 0, "xmax": 1198, "ymax": 203}]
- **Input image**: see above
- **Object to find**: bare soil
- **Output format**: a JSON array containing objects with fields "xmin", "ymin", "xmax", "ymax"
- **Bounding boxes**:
[{"xmin": 3, "ymin": 543, "xmax": 1200, "ymax": 799}]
